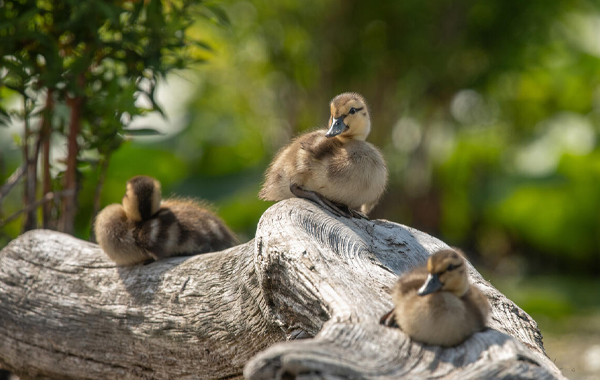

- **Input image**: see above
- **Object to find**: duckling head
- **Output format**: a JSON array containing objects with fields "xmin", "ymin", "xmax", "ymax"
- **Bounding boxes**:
[
  {"xmin": 418, "ymin": 249, "xmax": 469, "ymax": 297},
  {"xmin": 325, "ymin": 92, "xmax": 371, "ymax": 141},
  {"xmin": 122, "ymin": 175, "xmax": 162, "ymax": 222}
]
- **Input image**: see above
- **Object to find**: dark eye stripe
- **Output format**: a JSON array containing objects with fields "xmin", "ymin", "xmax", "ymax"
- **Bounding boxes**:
[
  {"xmin": 345, "ymin": 107, "xmax": 363, "ymax": 117},
  {"xmin": 447, "ymin": 263, "xmax": 463, "ymax": 271}
]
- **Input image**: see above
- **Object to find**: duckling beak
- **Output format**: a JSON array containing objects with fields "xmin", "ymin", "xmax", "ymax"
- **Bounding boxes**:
[
  {"xmin": 418, "ymin": 273, "xmax": 443, "ymax": 296},
  {"xmin": 325, "ymin": 117, "xmax": 348, "ymax": 137}
]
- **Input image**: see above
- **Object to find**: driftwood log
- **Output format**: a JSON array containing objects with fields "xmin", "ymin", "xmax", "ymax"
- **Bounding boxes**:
[{"xmin": 0, "ymin": 199, "xmax": 564, "ymax": 379}]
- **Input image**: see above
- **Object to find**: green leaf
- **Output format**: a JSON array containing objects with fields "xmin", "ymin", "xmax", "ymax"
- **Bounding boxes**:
[
  {"xmin": 15, "ymin": 6, "xmax": 41, "ymax": 26},
  {"xmin": 0, "ymin": 107, "xmax": 10, "ymax": 127},
  {"xmin": 2, "ymin": 83, "xmax": 25, "ymax": 96},
  {"xmin": 0, "ymin": 107, "xmax": 10, "ymax": 118},
  {"xmin": 191, "ymin": 40, "xmax": 214, "ymax": 52},
  {"xmin": 122, "ymin": 127, "xmax": 164, "ymax": 136},
  {"xmin": 204, "ymin": 4, "xmax": 230, "ymax": 26},
  {"xmin": 130, "ymin": 1, "xmax": 145, "ymax": 23},
  {"xmin": 95, "ymin": 1, "xmax": 120, "ymax": 24},
  {"xmin": 12, "ymin": 133, "xmax": 22, "ymax": 147}
]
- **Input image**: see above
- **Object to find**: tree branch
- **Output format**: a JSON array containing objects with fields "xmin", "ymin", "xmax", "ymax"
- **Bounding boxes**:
[
  {"xmin": 0, "ymin": 164, "xmax": 26, "ymax": 200},
  {"xmin": 0, "ymin": 190, "xmax": 74, "ymax": 227}
]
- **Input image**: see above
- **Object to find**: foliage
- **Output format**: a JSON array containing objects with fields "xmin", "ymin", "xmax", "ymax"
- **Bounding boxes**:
[
  {"xmin": 2, "ymin": 0, "xmax": 600, "ymax": 274},
  {"xmin": 0, "ymin": 0, "xmax": 219, "ymax": 234},
  {"xmin": 486, "ymin": 273, "xmax": 600, "ymax": 326}
]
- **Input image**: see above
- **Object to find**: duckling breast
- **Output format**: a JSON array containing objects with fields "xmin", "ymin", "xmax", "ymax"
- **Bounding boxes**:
[
  {"xmin": 395, "ymin": 292, "xmax": 478, "ymax": 347},
  {"xmin": 319, "ymin": 141, "xmax": 387, "ymax": 209}
]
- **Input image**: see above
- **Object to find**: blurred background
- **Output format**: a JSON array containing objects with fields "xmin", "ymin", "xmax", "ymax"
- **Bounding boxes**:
[{"xmin": 1, "ymin": 0, "xmax": 600, "ymax": 378}]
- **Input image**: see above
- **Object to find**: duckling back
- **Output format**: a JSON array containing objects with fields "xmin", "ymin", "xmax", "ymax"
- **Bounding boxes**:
[{"xmin": 137, "ymin": 199, "xmax": 238, "ymax": 260}]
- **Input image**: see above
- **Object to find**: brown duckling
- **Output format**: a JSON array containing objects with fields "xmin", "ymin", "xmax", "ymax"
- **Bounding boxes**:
[
  {"xmin": 94, "ymin": 175, "xmax": 238, "ymax": 266},
  {"xmin": 259, "ymin": 92, "xmax": 387, "ymax": 218},
  {"xmin": 380, "ymin": 249, "xmax": 490, "ymax": 347}
]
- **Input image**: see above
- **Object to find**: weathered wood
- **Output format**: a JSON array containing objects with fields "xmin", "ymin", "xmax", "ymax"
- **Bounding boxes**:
[
  {"xmin": 0, "ymin": 199, "xmax": 564, "ymax": 379},
  {"xmin": 0, "ymin": 232, "xmax": 283, "ymax": 379}
]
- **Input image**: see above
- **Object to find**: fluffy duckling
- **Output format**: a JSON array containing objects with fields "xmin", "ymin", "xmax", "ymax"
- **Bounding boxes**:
[
  {"xmin": 259, "ymin": 92, "xmax": 387, "ymax": 218},
  {"xmin": 380, "ymin": 249, "xmax": 490, "ymax": 347},
  {"xmin": 94, "ymin": 175, "xmax": 238, "ymax": 266}
]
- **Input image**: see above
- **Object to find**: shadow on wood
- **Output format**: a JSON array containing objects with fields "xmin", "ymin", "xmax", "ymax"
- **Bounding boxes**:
[{"xmin": 0, "ymin": 199, "xmax": 564, "ymax": 379}]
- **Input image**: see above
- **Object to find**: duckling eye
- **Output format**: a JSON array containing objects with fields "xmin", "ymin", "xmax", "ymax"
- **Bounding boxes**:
[
  {"xmin": 349, "ymin": 108, "xmax": 356, "ymax": 115},
  {"xmin": 446, "ymin": 263, "xmax": 461, "ymax": 271}
]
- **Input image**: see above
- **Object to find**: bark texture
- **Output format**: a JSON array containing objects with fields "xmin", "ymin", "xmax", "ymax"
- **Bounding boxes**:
[{"xmin": 0, "ymin": 199, "xmax": 564, "ymax": 379}]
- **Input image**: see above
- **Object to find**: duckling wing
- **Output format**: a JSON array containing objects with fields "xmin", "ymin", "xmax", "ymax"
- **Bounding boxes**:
[
  {"xmin": 259, "ymin": 130, "xmax": 328, "ymax": 201},
  {"xmin": 300, "ymin": 132, "xmax": 343, "ymax": 162},
  {"xmin": 463, "ymin": 286, "xmax": 491, "ymax": 330},
  {"xmin": 388, "ymin": 267, "xmax": 428, "ymax": 331},
  {"xmin": 320, "ymin": 141, "xmax": 387, "ymax": 211}
]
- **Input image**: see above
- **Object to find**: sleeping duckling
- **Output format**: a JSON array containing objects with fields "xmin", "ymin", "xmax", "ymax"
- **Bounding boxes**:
[
  {"xmin": 380, "ymin": 249, "xmax": 490, "ymax": 347},
  {"xmin": 259, "ymin": 92, "xmax": 387, "ymax": 218},
  {"xmin": 94, "ymin": 175, "xmax": 238, "ymax": 266}
]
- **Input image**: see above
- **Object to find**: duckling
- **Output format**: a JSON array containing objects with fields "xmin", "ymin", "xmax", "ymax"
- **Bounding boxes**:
[
  {"xmin": 380, "ymin": 249, "xmax": 490, "ymax": 347},
  {"xmin": 259, "ymin": 92, "xmax": 387, "ymax": 218},
  {"xmin": 94, "ymin": 175, "xmax": 238, "ymax": 266}
]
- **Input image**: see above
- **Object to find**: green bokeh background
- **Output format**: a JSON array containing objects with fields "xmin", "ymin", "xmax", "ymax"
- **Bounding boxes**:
[{"xmin": 2, "ymin": 0, "xmax": 600, "ymax": 377}]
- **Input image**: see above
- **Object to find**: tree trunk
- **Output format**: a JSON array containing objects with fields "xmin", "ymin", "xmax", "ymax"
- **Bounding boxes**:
[
  {"xmin": 21, "ymin": 97, "xmax": 38, "ymax": 233},
  {"xmin": 0, "ymin": 199, "xmax": 565, "ymax": 380},
  {"xmin": 41, "ymin": 89, "xmax": 54, "ymax": 229},
  {"xmin": 58, "ymin": 97, "xmax": 81, "ymax": 235}
]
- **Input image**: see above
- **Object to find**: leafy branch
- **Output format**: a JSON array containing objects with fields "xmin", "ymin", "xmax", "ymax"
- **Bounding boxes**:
[{"xmin": 0, "ymin": 0, "xmax": 223, "ymax": 234}]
